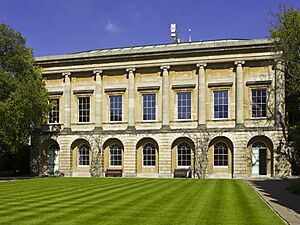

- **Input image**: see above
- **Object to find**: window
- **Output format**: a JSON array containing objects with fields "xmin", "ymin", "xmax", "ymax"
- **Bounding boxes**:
[
  {"xmin": 214, "ymin": 91, "xmax": 228, "ymax": 119},
  {"xmin": 78, "ymin": 144, "xmax": 89, "ymax": 166},
  {"xmin": 177, "ymin": 92, "xmax": 191, "ymax": 120},
  {"xmin": 214, "ymin": 142, "xmax": 228, "ymax": 166},
  {"xmin": 78, "ymin": 97, "xmax": 90, "ymax": 123},
  {"xmin": 143, "ymin": 143, "xmax": 156, "ymax": 166},
  {"xmin": 177, "ymin": 143, "xmax": 191, "ymax": 166},
  {"xmin": 252, "ymin": 89, "xmax": 267, "ymax": 118},
  {"xmin": 48, "ymin": 99, "xmax": 59, "ymax": 124},
  {"xmin": 110, "ymin": 96, "xmax": 122, "ymax": 121},
  {"xmin": 143, "ymin": 94, "xmax": 156, "ymax": 121},
  {"xmin": 110, "ymin": 144, "xmax": 122, "ymax": 166}
]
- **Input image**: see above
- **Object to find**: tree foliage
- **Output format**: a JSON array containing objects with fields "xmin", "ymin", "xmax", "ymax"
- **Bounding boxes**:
[
  {"xmin": 0, "ymin": 24, "xmax": 49, "ymax": 155},
  {"xmin": 270, "ymin": 5, "xmax": 300, "ymax": 105},
  {"xmin": 269, "ymin": 5, "xmax": 300, "ymax": 174}
]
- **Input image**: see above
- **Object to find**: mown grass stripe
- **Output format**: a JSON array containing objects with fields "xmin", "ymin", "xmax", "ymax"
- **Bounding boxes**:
[{"xmin": 0, "ymin": 178, "xmax": 285, "ymax": 225}]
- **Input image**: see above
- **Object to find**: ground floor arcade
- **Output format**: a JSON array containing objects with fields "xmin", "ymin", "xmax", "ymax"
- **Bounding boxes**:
[{"xmin": 30, "ymin": 129, "xmax": 290, "ymax": 178}]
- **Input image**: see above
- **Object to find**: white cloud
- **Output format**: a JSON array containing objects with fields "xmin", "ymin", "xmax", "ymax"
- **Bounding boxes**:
[{"xmin": 105, "ymin": 21, "xmax": 120, "ymax": 32}]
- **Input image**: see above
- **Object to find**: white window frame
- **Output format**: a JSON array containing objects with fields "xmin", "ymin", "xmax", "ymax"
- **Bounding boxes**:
[
  {"xmin": 109, "ymin": 95, "xmax": 123, "ymax": 123},
  {"xmin": 213, "ymin": 90, "xmax": 229, "ymax": 120},
  {"xmin": 177, "ymin": 143, "xmax": 191, "ymax": 168},
  {"xmin": 176, "ymin": 92, "xmax": 192, "ymax": 121},
  {"xmin": 78, "ymin": 144, "xmax": 90, "ymax": 167},
  {"xmin": 109, "ymin": 144, "xmax": 123, "ymax": 167},
  {"xmin": 250, "ymin": 88, "xmax": 268, "ymax": 119},
  {"xmin": 48, "ymin": 98, "xmax": 60, "ymax": 124},
  {"xmin": 142, "ymin": 143, "xmax": 156, "ymax": 167},
  {"xmin": 142, "ymin": 94, "xmax": 157, "ymax": 122},
  {"xmin": 213, "ymin": 142, "xmax": 228, "ymax": 168},
  {"xmin": 78, "ymin": 96, "xmax": 90, "ymax": 123}
]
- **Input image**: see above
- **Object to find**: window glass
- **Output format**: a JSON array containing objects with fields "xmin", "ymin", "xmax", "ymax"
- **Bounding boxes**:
[
  {"xmin": 214, "ymin": 142, "xmax": 228, "ymax": 166},
  {"xmin": 252, "ymin": 89, "xmax": 267, "ymax": 118},
  {"xmin": 143, "ymin": 143, "xmax": 156, "ymax": 166},
  {"xmin": 143, "ymin": 94, "xmax": 156, "ymax": 120},
  {"xmin": 214, "ymin": 91, "xmax": 228, "ymax": 119},
  {"xmin": 110, "ymin": 144, "xmax": 122, "ymax": 166},
  {"xmin": 110, "ymin": 96, "xmax": 122, "ymax": 121},
  {"xmin": 48, "ymin": 99, "xmax": 59, "ymax": 124},
  {"xmin": 177, "ymin": 92, "xmax": 191, "ymax": 120},
  {"xmin": 177, "ymin": 143, "xmax": 191, "ymax": 166},
  {"xmin": 78, "ymin": 97, "xmax": 90, "ymax": 123},
  {"xmin": 78, "ymin": 144, "xmax": 89, "ymax": 166}
]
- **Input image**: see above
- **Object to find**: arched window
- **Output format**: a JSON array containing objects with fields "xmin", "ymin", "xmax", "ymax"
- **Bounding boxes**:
[
  {"xmin": 110, "ymin": 144, "xmax": 122, "ymax": 166},
  {"xmin": 78, "ymin": 144, "xmax": 90, "ymax": 166},
  {"xmin": 252, "ymin": 142, "xmax": 267, "ymax": 149},
  {"xmin": 177, "ymin": 143, "xmax": 191, "ymax": 166},
  {"xmin": 48, "ymin": 144, "xmax": 59, "ymax": 173},
  {"xmin": 143, "ymin": 143, "xmax": 155, "ymax": 166},
  {"xmin": 214, "ymin": 142, "xmax": 228, "ymax": 166}
]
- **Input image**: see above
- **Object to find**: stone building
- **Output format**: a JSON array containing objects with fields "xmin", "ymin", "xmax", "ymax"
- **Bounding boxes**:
[{"xmin": 31, "ymin": 39, "xmax": 290, "ymax": 178}]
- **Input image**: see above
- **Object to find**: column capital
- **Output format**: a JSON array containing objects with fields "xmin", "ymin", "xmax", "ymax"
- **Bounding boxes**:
[
  {"xmin": 62, "ymin": 72, "xmax": 71, "ymax": 77},
  {"xmin": 234, "ymin": 61, "xmax": 245, "ymax": 66},
  {"xmin": 93, "ymin": 70, "xmax": 103, "ymax": 75},
  {"xmin": 160, "ymin": 65, "xmax": 170, "ymax": 71},
  {"xmin": 126, "ymin": 67, "xmax": 136, "ymax": 73},
  {"xmin": 196, "ymin": 62, "xmax": 207, "ymax": 68}
]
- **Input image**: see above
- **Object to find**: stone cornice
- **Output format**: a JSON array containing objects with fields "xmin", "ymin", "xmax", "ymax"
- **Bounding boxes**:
[
  {"xmin": 40, "ymin": 53, "xmax": 277, "ymax": 75},
  {"xmin": 36, "ymin": 39, "xmax": 274, "ymax": 63}
]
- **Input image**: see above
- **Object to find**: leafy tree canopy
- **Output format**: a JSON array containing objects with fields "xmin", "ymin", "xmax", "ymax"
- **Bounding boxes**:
[
  {"xmin": 0, "ymin": 23, "xmax": 49, "ymax": 155},
  {"xmin": 270, "ymin": 5, "xmax": 300, "ymax": 104}
]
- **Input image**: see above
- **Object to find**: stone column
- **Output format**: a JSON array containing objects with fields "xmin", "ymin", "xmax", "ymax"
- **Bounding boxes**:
[
  {"xmin": 196, "ymin": 63, "xmax": 207, "ymax": 128},
  {"xmin": 160, "ymin": 65, "xmax": 170, "ymax": 129},
  {"xmin": 94, "ymin": 70, "xmax": 103, "ymax": 130},
  {"xmin": 235, "ymin": 61, "xmax": 245, "ymax": 127},
  {"xmin": 63, "ymin": 72, "xmax": 71, "ymax": 130},
  {"xmin": 275, "ymin": 60, "xmax": 285, "ymax": 126},
  {"xmin": 126, "ymin": 68, "xmax": 136, "ymax": 129}
]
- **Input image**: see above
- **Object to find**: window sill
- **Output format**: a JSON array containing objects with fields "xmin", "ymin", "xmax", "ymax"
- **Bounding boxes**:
[
  {"xmin": 212, "ymin": 118, "xmax": 230, "ymax": 121},
  {"xmin": 213, "ymin": 166, "xmax": 228, "ymax": 168},
  {"xmin": 142, "ymin": 166, "xmax": 156, "ymax": 168},
  {"xmin": 176, "ymin": 119, "xmax": 193, "ymax": 122},
  {"xmin": 141, "ymin": 120, "xmax": 157, "ymax": 123},
  {"xmin": 250, "ymin": 117, "xmax": 267, "ymax": 120},
  {"xmin": 78, "ymin": 165, "xmax": 90, "ymax": 168},
  {"xmin": 77, "ymin": 122, "xmax": 92, "ymax": 125}
]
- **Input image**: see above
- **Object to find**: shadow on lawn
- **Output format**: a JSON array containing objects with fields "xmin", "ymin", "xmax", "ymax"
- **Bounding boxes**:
[{"xmin": 250, "ymin": 178, "xmax": 300, "ymax": 214}]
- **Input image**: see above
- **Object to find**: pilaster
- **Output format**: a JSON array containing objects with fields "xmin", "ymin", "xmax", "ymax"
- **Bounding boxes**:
[
  {"xmin": 94, "ymin": 70, "xmax": 103, "ymax": 130},
  {"xmin": 126, "ymin": 68, "xmax": 136, "ymax": 129},
  {"xmin": 196, "ymin": 63, "xmax": 207, "ymax": 128},
  {"xmin": 234, "ymin": 61, "xmax": 245, "ymax": 127},
  {"xmin": 160, "ymin": 65, "xmax": 170, "ymax": 129},
  {"xmin": 62, "ymin": 72, "xmax": 71, "ymax": 131}
]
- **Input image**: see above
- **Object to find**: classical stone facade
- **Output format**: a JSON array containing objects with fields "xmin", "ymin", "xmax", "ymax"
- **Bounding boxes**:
[{"xmin": 31, "ymin": 39, "xmax": 290, "ymax": 178}]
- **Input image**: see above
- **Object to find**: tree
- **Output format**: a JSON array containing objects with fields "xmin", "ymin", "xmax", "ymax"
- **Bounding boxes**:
[
  {"xmin": 0, "ymin": 24, "xmax": 49, "ymax": 155},
  {"xmin": 269, "ymin": 5, "xmax": 300, "ymax": 174}
]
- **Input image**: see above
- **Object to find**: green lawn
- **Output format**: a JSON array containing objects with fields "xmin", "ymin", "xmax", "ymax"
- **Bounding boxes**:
[{"xmin": 0, "ymin": 178, "xmax": 283, "ymax": 225}]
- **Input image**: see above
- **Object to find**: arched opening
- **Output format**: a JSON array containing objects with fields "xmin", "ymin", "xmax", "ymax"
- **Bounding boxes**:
[
  {"xmin": 136, "ymin": 138, "xmax": 159, "ymax": 175},
  {"xmin": 247, "ymin": 136, "xmax": 273, "ymax": 177},
  {"xmin": 103, "ymin": 138, "xmax": 124, "ymax": 172},
  {"xmin": 208, "ymin": 136, "xmax": 233, "ymax": 178},
  {"xmin": 171, "ymin": 137, "xmax": 195, "ymax": 176},
  {"xmin": 70, "ymin": 139, "xmax": 91, "ymax": 175}
]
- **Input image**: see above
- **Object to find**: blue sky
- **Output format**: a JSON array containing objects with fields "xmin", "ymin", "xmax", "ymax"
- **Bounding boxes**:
[{"xmin": 0, "ymin": 0, "xmax": 299, "ymax": 57}]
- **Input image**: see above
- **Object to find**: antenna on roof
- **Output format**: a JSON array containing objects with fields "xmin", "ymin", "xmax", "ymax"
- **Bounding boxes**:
[
  {"xmin": 170, "ymin": 24, "xmax": 180, "ymax": 44},
  {"xmin": 188, "ymin": 28, "xmax": 192, "ymax": 42}
]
